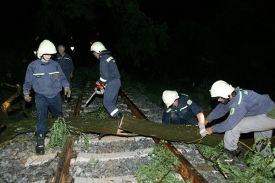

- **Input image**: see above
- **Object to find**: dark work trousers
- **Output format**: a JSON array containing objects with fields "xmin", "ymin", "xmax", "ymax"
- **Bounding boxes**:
[
  {"xmin": 62, "ymin": 69, "xmax": 71, "ymax": 86},
  {"xmin": 35, "ymin": 93, "xmax": 63, "ymax": 135},
  {"xmin": 60, "ymin": 69, "xmax": 71, "ymax": 102},
  {"xmin": 224, "ymin": 114, "xmax": 275, "ymax": 155},
  {"xmin": 103, "ymin": 79, "xmax": 121, "ymax": 117}
]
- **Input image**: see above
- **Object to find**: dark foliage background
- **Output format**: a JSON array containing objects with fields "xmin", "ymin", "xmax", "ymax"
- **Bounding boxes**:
[{"xmin": 0, "ymin": 0, "xmax": 274, "ymax": 100}]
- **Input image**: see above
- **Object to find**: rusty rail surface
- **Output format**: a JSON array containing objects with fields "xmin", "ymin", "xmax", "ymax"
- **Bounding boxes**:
[
  {"xmin": 50, "ymin": 82, "xmax": 86, "ymax": 182},
  {"xmin": 119, "ymin": 89, "xmax": 208, "ymax": 183},
  {"xmin": 74, "ymin": 81, "xmax": 91, "ymax": 118},
  {"xmin": 48, "ymin": 136, "xmax": 77, "ymax": 183},
  {"xmin": 73, "ymin": 94, "xmax": 83, "ymax": 118},
  {"xmin": 49, "ymin": 84, "xmax": 207, "ymax": 183}
]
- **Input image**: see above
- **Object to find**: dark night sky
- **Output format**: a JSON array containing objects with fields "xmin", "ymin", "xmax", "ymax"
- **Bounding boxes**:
[
  {"xmin": 0, "ymin": 0, "xmax": 221, "ymax": 67},
  {"xmin": 0, "ymin": 1, "xmax": 41, "ymax": 45},
  {"xmin": 139, "ymin": 0, "xmax": 218, "ymax": 27},
  {"xmin": 1, "ymin": 0, "xmax": 275, "ymax": 98},
  {"xmin": 0, "ymin": 0, "xmax": 218, "ymax": 44}
]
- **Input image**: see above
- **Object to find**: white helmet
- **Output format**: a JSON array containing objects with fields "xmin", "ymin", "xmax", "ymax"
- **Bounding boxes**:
[
  {"xmin": 90, "ymin": 42, "xmax": 107, "ymax": 53},
  {"xmin": 210, "ymin": 80, "xmax": 235, "ymax": 98},
  {"xmin": 162, "ymin": 90, "xmax": 179, "ymax": 108},
  {"xmin": 37, "ymin": 40, "xmax": 57, "ymax": 58}
]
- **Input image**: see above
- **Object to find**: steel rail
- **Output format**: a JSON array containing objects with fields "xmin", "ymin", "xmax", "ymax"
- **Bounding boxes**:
[
  {"xmin": 119, "ymin": 89, "xmax": 208, "ymax": 183},
  {"xmin": 73, "ymin": 81, "xmax": 87, "ymax": 118},
  {"xmin": 49, "ymin": 81, "xmax": 86, "ymax": 183},
  {"xmin": 49, "ymin": 83, "xmax": 208, "ymax": 183},
  {"xmin": 48, "ymin": 136, "xmax": 77, "ymax": 183},
  {"xmin": 73, "ymin": 94, "xmax": 83, "ymax": 118}
]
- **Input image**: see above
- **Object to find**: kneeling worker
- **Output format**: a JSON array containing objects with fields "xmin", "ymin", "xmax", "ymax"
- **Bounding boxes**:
[{"xmin": 162, "ymin": 90, "xmax": 207, "ymax": 137}]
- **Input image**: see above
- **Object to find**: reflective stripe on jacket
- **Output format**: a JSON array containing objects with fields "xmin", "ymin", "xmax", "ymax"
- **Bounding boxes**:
[
  {"xmin": 162, "ymin": 94, "xmax": 203, "ymax": 124},
  {"xmin": 98, "ymin": 53, "xmax": 120, "ymax": 84},
  {"xmin": 208, "ymin": 88, "xmax": 275, "ymax": 133},
  {"xmin": 23, "ymin": 59, "xmax": 70, "ymax": 98},
  {"xmin": 56, "ymin": 53, "xmax": 74, "ymax": 71}
]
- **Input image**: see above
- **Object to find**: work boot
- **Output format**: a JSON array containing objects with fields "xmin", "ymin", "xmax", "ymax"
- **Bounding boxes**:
[
  {"xmin": 219, "ymin": 148, "xmax": 239, "ymax": 164},
  {"xmin": 36, "ymin": 134, "xmax": 45, "ymax": 155},
  {"xmin": 114, "ymin": 112, "xmax": 123, "ymax": 120}
]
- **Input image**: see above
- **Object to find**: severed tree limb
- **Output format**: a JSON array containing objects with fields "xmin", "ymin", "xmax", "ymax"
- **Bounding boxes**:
[
  {"xmin": 0, "ymin": 115, "xmax": 224, "ymax": 147},
  {"xmin": 1, "ymin": 83, "xmax": 22, "ymax": 120},
  {"xmin": 0, "ymin": 82, "xmax": 21, "ymax": 91},
  {"xmin": 118, "ymin": 115, "xmax": 224, "ymax": 147},
  {"xmin": 0, "ymin": 83, "xmax": 224, "ymax": 148}
]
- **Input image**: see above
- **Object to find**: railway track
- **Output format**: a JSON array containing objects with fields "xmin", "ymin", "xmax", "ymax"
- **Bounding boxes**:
[{"xmin": 0, "ymin": 80, "xmax": 226, "ymax": 183}]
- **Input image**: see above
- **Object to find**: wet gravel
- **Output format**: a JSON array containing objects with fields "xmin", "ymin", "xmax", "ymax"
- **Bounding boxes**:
[
  {"xmin": 0, "ymin": 139, "xmax": 59, "ymax": 183},
  {"xmin": 0, "ymin": 81, "xmax": 226, "ymax": 183}
]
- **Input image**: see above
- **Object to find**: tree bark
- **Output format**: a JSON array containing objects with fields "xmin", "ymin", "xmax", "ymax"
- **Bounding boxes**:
[
  {"xmin": 119, "ymin": 115, "xmax": 224, "ymax": 146},
  {"xmin": 0, "ymin": 82, "xmax": 224, "ymax": 147},
  {"xmin": 0, "ymin": 115, "xmax": 224, "ymax": 147},
  {"xmin": 1, "ymin": 83, "xmax": 22, "ymax": 121}
]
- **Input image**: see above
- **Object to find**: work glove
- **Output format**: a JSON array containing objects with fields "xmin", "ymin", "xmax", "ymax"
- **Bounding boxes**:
[
  {"xmin": 24, "ymin": 94, "xmax": 32, "ymax": 102},
  {"xmin": 198, "ymin": 123, "xmax": 208, "ymax": 137},
  {"xmin": 94, "ymin": 87, "xmax": 105, "ymax": 95},
  {"xmin": 64, "ymin": 88, "xmax": 71, "ymax": 97}
]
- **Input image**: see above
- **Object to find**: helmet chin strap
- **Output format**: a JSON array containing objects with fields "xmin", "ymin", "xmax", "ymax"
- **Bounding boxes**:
[
  {"xmin": 41, "ymin": 55, "xmax": 50, "ymax": 62},
  {"xmin": 222, "ymin": 98, "xmax": 230, "ymax": 104},
  {"xmin": 228, "ymin": 87, "xmax": 240, "ymax": 101},
  {"xmin": 227, "ymin": 94, "xmax": 233, "ymax": 102},
  {"xmin": 41, "ymin": 56, "xmax": 47, "ymax": 62}
]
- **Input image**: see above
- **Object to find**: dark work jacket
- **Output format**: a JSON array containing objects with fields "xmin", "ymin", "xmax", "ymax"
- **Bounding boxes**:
[
  {"xmin": 23, "ymin": 59, "xmax": 69, "ymax": 98},
  {"xmin": 56, "ymin": 53, "xmax": 74, "ymax": 72},
  {"xmin": 98, "ymin": 51, "xmax": 120, "ymax": 84},
  {"xmin": 208, "ymin": 87, "xmax": 275, "ymax": 133},
  {"xmin": 162, "ymin": 94, "xmax": 203, "ymax": 125}
]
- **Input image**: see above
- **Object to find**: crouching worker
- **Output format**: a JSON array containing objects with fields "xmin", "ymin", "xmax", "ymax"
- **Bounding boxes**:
[
  {"xmin": 23, "ymin": 40, "xmax": 71, "ymax": 155},
  {"xmin": 205, "ymin": 80, "xmax": 275, "ymax": 163},
  {"xmin": 162, "ymin": 90, "xmax": 207, "ymax": 137}
]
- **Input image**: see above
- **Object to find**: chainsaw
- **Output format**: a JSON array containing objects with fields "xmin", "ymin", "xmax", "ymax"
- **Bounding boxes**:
[{"xmin": 85, "ymin": 83, "xmax": 105, "ymax": 106}]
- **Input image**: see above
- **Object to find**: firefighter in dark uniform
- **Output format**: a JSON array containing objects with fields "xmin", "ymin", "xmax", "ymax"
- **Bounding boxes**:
[
  {"xmin": 90, "ymin": 42, "xmax": 122, "ymax": 119},
  {"xmin": 162, "ymin": 90, "xmax": 207, "ymax": 137},
  {"xmin": 23, "ymin": 40, "xmax": 71, "ymax": 155},
  {"xmin": 56, "ymin": 45, "xmax": 74, "ymax": 86},
  {"xmin": 206, "ymin": 80, "xmax": 275, "ymax": 161}
]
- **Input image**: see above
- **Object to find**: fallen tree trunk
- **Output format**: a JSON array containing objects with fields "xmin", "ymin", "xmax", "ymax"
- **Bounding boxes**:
[
  {"xmin": 119, "ymin": 115, "xmax": 224, "ymax": 146},
  {"xmin": 0, "ymin": 82, "xmax": 224, "ymax": 148},
  {"xmin": 0, "ymin": 115, "xmax": 224, "ymax": 147}
]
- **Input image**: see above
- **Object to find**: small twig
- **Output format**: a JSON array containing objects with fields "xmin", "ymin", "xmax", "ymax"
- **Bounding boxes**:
[
  {"xmin": 1, "ymin": 82, "xmax": 20, "ymax": 90},
  {"xmin": 0, "ymin": 137, "xmax": 35, "ymax": 148},
  {"xmin": 22, "ymin": 100, "xmax": 32, "ymax": 118}
]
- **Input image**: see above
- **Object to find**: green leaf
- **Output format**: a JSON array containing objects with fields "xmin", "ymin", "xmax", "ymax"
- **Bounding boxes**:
[{"xmin": 88, "ymin": 157, "xmax": 95, "ymax": 164}]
